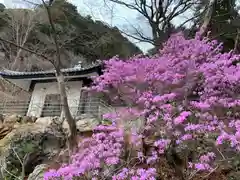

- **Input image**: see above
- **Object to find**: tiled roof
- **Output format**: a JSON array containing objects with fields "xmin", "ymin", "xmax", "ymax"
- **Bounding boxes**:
[
  {"xmin": 1, "ymin": 67, "xmax": 82, "ymax": 76},
  {"xmin": 0, "ymin": 63, "xmax": 102, "ymax": 79}
]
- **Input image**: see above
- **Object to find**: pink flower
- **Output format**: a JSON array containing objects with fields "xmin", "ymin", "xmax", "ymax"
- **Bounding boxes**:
[
  {"xmin": 45, "ymin": 31, "xmax": 240, "ymax": 179},
  {"xmin": 195, "ymin": 163, "xmax": 212, "ymax": 171},
  {"xmin": 174, "ymin": 111, "xmax": 192, "ymax": 125}
]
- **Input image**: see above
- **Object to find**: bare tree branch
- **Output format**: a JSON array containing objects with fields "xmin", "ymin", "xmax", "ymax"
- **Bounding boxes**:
[
  {"xmin": 119, "ymin": 28, "xmax": 154, "ymax": 45},
  {"xmin": 9, "ymin": 9, "xmax": 40, "ymax": 70},
  {"xmin": 0, "ymin": 37, "xmax": 49, "ymax": 60},
  {"xmin": 105, "ymin": 0, "xmax": 201, "ymax": 48},
  {"xmin": 0, "ymin": 0, "xmax": 78, "ymax": 150}
]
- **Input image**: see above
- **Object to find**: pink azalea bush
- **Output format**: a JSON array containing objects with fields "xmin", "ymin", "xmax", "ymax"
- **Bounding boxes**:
[{"xmin": 44, "ymin": 32, "xmax": 240, "ymax": 179}]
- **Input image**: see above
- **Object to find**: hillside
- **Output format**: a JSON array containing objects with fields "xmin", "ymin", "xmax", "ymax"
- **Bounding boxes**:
[{"xmin": 0, "ymin": 0, "xmax": 141, "ymax": 71}]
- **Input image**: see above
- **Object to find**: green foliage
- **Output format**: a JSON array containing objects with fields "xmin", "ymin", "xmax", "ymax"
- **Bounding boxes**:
[
  {"xmin": 4, "ymin": 129, "xmax": 65, "ymax": 180},
  {"xmin": 5, "ymin": 136, "xmax": 42, "ymax": 180}
]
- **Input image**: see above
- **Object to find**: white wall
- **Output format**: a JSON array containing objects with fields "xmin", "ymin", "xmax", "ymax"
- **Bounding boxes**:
[
  {"xmin": 7, "ymin": 79, "xmax": 31, "ymax": 91},
  {"xmin": 27, "ymin": 81, "xmax": 82, "ymax": 117}
]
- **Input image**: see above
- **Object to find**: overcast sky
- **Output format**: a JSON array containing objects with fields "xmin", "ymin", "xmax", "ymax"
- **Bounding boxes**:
[{"xmin": 0, "ymin": 0, "xmax": 193, "ymax": 52}]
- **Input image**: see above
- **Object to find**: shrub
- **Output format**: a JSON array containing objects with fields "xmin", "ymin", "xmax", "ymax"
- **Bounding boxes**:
[{"xmin": 44, "ymin": 32, "xmax": 240, "ymax": 179}]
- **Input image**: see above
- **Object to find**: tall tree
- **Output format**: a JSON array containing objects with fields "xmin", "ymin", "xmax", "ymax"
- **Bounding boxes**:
[
  {"xmin": 41, "ymin": 0, "xmax": 78, "ymax": 150},
  {"xmin": 104, "ymin": 0, "xmax": 203, "ymax": 50},
  {"xmin": 0, "ymin": 0, "xmax": 78, "ymax": 150}
]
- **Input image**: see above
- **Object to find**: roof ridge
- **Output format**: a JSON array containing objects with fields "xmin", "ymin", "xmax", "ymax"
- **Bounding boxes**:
[
  {"xmin": 0, "ymin": 62, "xmax": 102, "ymax": 75},
  {"xmin": 0, "ymin": 63, "xmax": 102, "ymax": 79}
]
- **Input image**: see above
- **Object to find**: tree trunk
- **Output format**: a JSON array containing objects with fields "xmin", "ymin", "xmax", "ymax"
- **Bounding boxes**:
[
  {"xmin": 199, "ymin": 0, "xmax": 216, "ymax": 37},
  {"xmin": 152, "ymin": 24, "xmax": 161, "ymax": 48},
  {"xmin": 56, "ymin": 70, "xmax": 77, "ymax": 150},
  {"xmin": 41, "ymin": 0, "xmax": 78, "ymax": 151},
  {"xmin": 11, "ymin": 48, "xmax": 23, "ymax": 70},
  {"xmin": 234, "ymin": 28, "xmax": 240, "ymax": 53}
]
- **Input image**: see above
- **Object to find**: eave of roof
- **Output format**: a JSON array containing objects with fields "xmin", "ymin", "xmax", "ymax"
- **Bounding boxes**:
[{"xmin": 0, "ymin": 64, "xmax": 102, "ymax": 80}]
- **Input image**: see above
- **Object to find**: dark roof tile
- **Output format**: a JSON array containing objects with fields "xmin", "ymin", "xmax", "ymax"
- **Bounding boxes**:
[{"xmin": 0, "ymin": 63, "xmax": 102, "ymax": 79}]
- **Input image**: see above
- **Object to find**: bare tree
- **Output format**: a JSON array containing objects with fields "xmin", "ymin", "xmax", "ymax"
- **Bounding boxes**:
[
  {"xmin": 82, "ymin": 0, "xmax": 116, "ymax": 26},
  {"xmin": 0, "ymin": 0, "xmax": 78, "ymax": 150},
  {"xmin": 0, "ymin": 3, "xmax": 42, "ymax": 71},
  {"xmin": 103, "ymin": 0, "xmax": 203, "ymax": 49},
  {"xmin": 41, "ymin": 0, "xmax": 77, "ymax": 150},
  {"xmin": 0, "ymin": 0, "xmax": 81, "ymax": 71}
]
